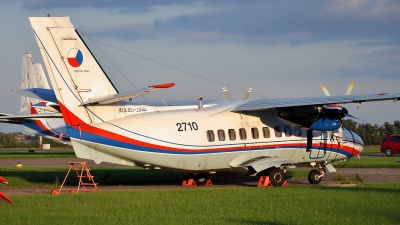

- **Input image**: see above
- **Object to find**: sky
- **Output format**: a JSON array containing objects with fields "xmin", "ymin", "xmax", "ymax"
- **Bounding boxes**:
[{"xmin": 0, "ymin": 0, "xmax": 399, "ymax": 133}]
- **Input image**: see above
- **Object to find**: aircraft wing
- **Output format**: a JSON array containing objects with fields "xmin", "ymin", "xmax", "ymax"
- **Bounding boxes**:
[
  {"xmin": 231, "ymin": 92, "xmax": 400, "ymax": 112},
  {"xmin": 81, "ymin": 83, "xmax": 175, "ymax": 105},
  {"xmin": 0, "ymin": 113, "xmax": 63, "ymax": 121},
  {"xmin": 12, "ymin": 88, "xmax": 57, "ymax": 103}
]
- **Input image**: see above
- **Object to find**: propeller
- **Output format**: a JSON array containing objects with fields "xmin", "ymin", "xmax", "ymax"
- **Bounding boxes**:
[
  {"xmin": 320, "ymin": 82, "xmax": 361, "ymax": 120},
  {"xmin": 319, "ymin": 82, "xmax": 356, "ymax": 146}
]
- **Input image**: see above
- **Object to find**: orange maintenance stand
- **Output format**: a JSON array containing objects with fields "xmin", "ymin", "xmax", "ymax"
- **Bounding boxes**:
[{"xmin": 52, "ymin": 162, "xmax": 99, "ymax": 194}]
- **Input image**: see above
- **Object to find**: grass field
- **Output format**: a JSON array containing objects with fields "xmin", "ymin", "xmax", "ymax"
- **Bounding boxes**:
[
  {"xmin": 0, "ymin": 148, "xmax": 75, "ymax": 159},
  {"xmin": 1, "ymin": 147, "xmax": 399, "ymax": 224},
  {"xmin": 361, "ymin": 145, "xmax": 381, "ymax": 154},
  {"xmin": 1, "ymin": 183, "xmax": 400, "ymax": 224},
  {"xmin": 334, "ymin": 156, "xmax": 400, "ymax": 168},
  {"xmin": 0, "ymin": 167, "xmax": 183, "ymax": 188}
]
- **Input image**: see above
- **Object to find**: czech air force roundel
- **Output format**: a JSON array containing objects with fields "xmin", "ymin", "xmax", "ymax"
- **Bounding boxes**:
[{"xmin": 67, "ymin": 48, "xmax": 83, "ymax": 67}]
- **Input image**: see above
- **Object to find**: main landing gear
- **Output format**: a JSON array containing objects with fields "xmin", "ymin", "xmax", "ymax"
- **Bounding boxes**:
[
  {"xmin": 308, "ymin": 164, "xmax": 326, "ymax": 184},
  {"xmin": 189, "ymin": 173, "xmax": 210, "ymax": 186},
  {"xmin": 257, "ymin": 167, "xmax": 286, "ymax": 187}
]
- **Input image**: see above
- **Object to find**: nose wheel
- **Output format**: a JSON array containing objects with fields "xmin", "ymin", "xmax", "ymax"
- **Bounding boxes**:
[
  {"xmin": 308, "ymin": 164, "xmax": 326, "ymax": 184},
  {"xmin": 308, "ymin": 169, "xmax": 322, "ymax": 184}
]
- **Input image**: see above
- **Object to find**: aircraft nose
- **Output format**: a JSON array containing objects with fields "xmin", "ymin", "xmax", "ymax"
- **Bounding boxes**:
[{"xmin": 342, "ymin": 129, "xmax": 364, "ymax": 154}]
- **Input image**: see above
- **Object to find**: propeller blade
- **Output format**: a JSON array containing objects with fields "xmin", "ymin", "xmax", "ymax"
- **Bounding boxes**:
[
  {"xmin": 321, "ymin": 85, "xmax": 331, "ymax": 96},
  {"xmin": 342, "ymin": 82, "xmax": 355, "ymax": 107},
  {"xmin": 244, "ymin": 88, "xmax": 252, "ymax": 99},
  {"xmin": 345, "ymin": 82, "xmax": 355, "ymax": 95},
  {"xmin": 222, "ymin": 87, "xmax": 231, "ymax": 100},
  {"xmin": 344, "ymin": 113, "xmax": 365, "ymax": 122}
]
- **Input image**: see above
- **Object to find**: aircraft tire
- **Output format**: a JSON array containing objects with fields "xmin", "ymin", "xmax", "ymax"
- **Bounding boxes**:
[
  {"xmin": 385, "ymin": 148, "xmax": 394, "ymax": 157},
  {"xmin": 308, "ymin": 169, "xmax": 322, "ymax": 184},
  {"xmin": 193, "ymin": 173, "xmax": 209, "ymax": 186},
  {"xmin": 268, "ymin": 168, "xmax": 284, "ymax": 187}
]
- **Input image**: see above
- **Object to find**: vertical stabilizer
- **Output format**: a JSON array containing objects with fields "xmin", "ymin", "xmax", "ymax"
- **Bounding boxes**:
[
  {"xmin": 32, "ymin": 63, "xmax": 50, "ymax": 89},
  {"xmin": 19, "ymin": 54, "xmax": 39, "ymax": 115},
  {"xmin": 29, "ymin": 17, "xmax": 118, "ymax": 126}
]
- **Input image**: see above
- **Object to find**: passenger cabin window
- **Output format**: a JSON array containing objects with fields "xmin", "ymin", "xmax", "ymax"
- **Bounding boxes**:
[
  {"xmin": 218, "ymin": 129, "xmax": 226, "ymax": 141},
  {"xmin": 228, "ymin": 129, "xmax": 236, "ymax": 140},
  {"xmin": 239, "ymin": 128, "xmax": 247, "ymax": 140},
  {"xmin": 284, "ymin": 126, "xmax": 292, "ymax": 137},
  {"xmin": 293, "ymin": 127, "xmax": 302, "ymax": 136},
  {"xmin": 274, "ymin": 126, "xmax": 282, "ymax": 137},
  {"xmin": 262, "ymin": 127, "xmax": 270, "ymax": 138},
  {"xmin": 206, "ymin": 130, "xmax": 215, "ymax": 142},
  {"xmin": 251, "ymin": 128, "xmax": 259, "ymax": 139}
]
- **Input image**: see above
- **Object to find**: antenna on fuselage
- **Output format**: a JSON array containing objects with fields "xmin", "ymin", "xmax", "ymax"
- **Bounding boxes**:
[
  {"xmin": 198, "ymin": 95, "xmax": 204, "ymax": 109},
  {"xmin": 244, "ymin": 88, "xmax": 252, "ymax": 99}
]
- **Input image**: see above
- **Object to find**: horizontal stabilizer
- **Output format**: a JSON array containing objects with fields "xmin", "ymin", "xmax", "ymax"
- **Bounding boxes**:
[
  {"xmin": 13, "ymin": 88, "xmax": 57, "ymax": 103},
  {"xmin": 32, "ymin": 101, "xmax": 60, "ymax": 113},
  {"xmin": 82, "ymin": 83, "xmax": 175, "ymax": 105}
]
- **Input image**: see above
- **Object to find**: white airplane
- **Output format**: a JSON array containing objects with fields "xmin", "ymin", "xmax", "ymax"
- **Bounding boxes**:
[
  {"xmin": 28, "ymin": 16, "xmax": 400, "ymax": 186},
  {"xmin": 0, "ymin": 53, "xmax": 70, "ymax": 144}
]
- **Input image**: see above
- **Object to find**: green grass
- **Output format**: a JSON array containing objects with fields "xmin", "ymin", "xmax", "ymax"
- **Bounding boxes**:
[
  {"xmin": 0, "ymin": 148, "xmax": 75, "ymax": 159},
  {"xmin": 361, "ymin": 146, "xmax": 381, "ymax": 154},
  {"xmin": 0, "ymin": 167, "xmax": 183, "ymax": 188},
  {"xmin": 334, "ymin": 156, "xmax": 400, "ymax": 168},
  {"xmin": 0, "ymin": 167, "xmax": 306, "ymax": 188},
  {"xmin": 1, "ymin": 183, "xmax": 400, "ymax": 225}
]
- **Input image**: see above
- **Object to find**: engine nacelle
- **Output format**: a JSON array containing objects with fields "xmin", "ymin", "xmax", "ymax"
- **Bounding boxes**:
[
  {"xmin": 309, "ymin": 117, "xmax": 340, "ymax": 131},
  {"xmin": 276, "ymin": 105, "xmax": 345, "ymax": 131}
]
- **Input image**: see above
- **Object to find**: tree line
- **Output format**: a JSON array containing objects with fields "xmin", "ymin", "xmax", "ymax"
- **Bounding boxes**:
[
  {"xmin": 342, "ymin": 120, "xmax": 400, "ymax": 145},
  {"xmin": 0, "ymin": 133, "xmax": 67, "ymax": 148}
]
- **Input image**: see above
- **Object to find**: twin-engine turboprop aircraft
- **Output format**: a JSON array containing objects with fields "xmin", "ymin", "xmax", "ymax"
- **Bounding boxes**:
[
  {"xmin": 0, "ymin": 53, "xmax": 70, "ymax": 144},
  {"xmin": 28, "ymin": 16, "xmax": 400, "ymax": 186}
]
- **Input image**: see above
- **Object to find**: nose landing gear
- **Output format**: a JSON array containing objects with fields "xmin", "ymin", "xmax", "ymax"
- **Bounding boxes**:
[{"xmin": 308, "ymin": 164, "xmax": 326, "ymax": 184}]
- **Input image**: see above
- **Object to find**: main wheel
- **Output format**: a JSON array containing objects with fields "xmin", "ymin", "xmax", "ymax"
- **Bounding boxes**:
[
  {"xmin": 385, "ymin": 148, "xmax": 394, "ymax": 157},
  {"xmin": 193, "ymin": 173, "xmax": 209, "ymax": 186},
  {"xmin": 308, "ymin": 169, "xmax": 322, "ymax": 184},
  {"xmin": 268, "ymin": 168, "xmax": 284, "ymax": 187}
]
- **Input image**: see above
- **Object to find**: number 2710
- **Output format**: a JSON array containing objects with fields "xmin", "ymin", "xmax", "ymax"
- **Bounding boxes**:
[{"xmin": 176, "ymin": 122, "xmax": 198, "ymax": 131}]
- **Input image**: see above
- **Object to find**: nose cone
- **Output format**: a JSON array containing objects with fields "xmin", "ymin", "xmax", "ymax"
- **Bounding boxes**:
[{"xmin": 342, "ymin": 129, "xmax": 364, "ymax": 154}]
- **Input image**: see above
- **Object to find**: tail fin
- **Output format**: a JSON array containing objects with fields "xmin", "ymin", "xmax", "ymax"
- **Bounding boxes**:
[
  {"xmin": 29, "ymin": 17, "xmax": 118, "ymax": 126},
  {"xmin": 19, "ymin": 54, "xmax": 52, "ymax": 115},
  {"xmin": 20, "ymin": 54, "xmax": 39, "ymax": 115}
]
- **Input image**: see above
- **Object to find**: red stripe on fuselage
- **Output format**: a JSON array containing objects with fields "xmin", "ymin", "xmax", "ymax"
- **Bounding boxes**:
[{"xmin": 57, "ymin": 102, "xmax": 360, "ymax": 155}]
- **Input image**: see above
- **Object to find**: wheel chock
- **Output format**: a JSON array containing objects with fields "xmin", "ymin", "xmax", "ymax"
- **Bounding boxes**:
[
  {"xmin": 51, "ymin": 189, "xmax": 59, "ymax": 195},
  {"xmin": 257, "ymin": 176, "xmax": 273, "ymax": 187},
  {"xmin": 69, "ymin": 190, "xmax": 77, "ymax": 194},
  {"xmin": 205, "ymin": 179, "xmax": 212, "ymax": 186},
  {"xmin": 257, "ymin": 176, "xmax": 289, "ymax": 187},
  {"xmin": 182, "ymin": 178, "xmax": 197, "ymax": 186},
  {"xmin": 0, "ymin": 192, "xmax": 13, "ymax": 204}
]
